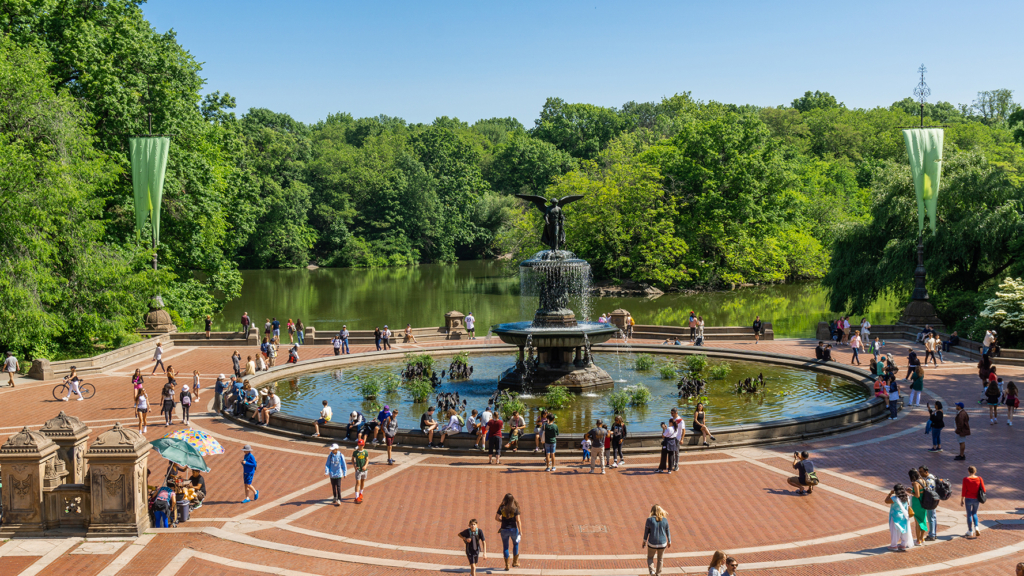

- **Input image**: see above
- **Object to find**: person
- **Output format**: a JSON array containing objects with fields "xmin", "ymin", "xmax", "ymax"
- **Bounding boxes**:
[
  {"xmin": 486, "ymin": 411, "xmax": 504, "ymax": 464},
  {"xmin": 581, "ymin": 437, "xmax": 592, "ymax": 465},
  {"xmin": 708, "ymin": 550, "xmax": 728, "ymax": 576},
  {"xmin": 696, "ymin": 316, "xmax": 705, "ymax": 344},
  {"xmin": 466, "ymin": 409, "xmax": 482, "ymax": 450},
  {"xmin": 382, "ymin": 325, "xmax": 392, "ymax": 350},
  {"xmin": 271, "ymin": 317, "xmax": 281, "ymax": 340},
  {"xmin": 374, "ymin": 327, "xmax": 382, "ymax": 351},
  {"xmin": 787, "ymin": 451, "xmax": 816, "ymax": 495},
  {"xmin": 263, "ymin": 318, "xmax": 271, "ymax": 339},
  {"xmin": 339, "ymin": 325, "xmax": 350, "ymax": 354},
  {"xmin": 160, "ymin": 381, "xmax": 176, "ymax": 425},
  {"xmin": 287, "ymin": 344, "xmax": 300, "ymax": 364},
  {"xmin": 887, "ymin": 376, "xmax": 901, "ymax": 420},
  {"xmin": 245, "ymin": 355, "xmax": 256, "ymax": 376},
  {"xmin": 904, "ymin": 348, "xmax": 920, "ymax": 381},
  {"xmin": 543, "ymin": 413, "xmax": 559, "ymax": 472},
  {"xmin": 135, "ymin": 386, "xmax": 149, "ymax": 432},
  {"xmin": 822, "ymin": 344, "xmax": 834, "ymax": 362},
  {"xmin": 231, "ymin": 350, "xmax": 242, "ymax": 378},
  {"xmin": 533, "ymin": 409, "xmax": 547, "ymax": 453},
  {"xmin": 241, "ymin": 445, "xmax": 259, "ymax": 503},
  {"xmin": 752, "ymin": 315, "xmax": 762, "ymax": 344},
  {"xmin": 926, "ymin": 401, "xmax": 944, "ymax": 452},
  {"xmin": 324, "ymin": 443, "xmax": 348, "ymax": 506},
  {"xmin": 504, "ymin": 410, "xmax": 526, "ymax": 452},
  {"xmin": 978, "ymin": 353, "xmax": 993, "ymax": 387},
  {"xmin": 871, "ymin": 337, "xmax": 883, "ymax": 363},
  {"xmin": 953, "ymin": 402, "xmax": 970, "ymax": 461},
  {"xmin": 670, "ymin": 408, "xmax": 685, "ymax": 471},
  {"xmin": 296, "ymin": 319, "xmax": 305, "ymax": 344},
  {"xmin": 257, "ymin": 389, "xmax": 280, "ymax": 426},
  {"xmin": 204, "ymin": 314, "xmax": 212, "ymax": 339},
  {"xmin": 642, "ymin": 505, "xmax": 671, "ymax": 576},
  {"xmin": 352, "ymin": 439, "xmax": 369, "ymax": 503},
  {"xmin": 383, "ymin": 409, "xmax": 399, "ymax": 465},
  {"xmin": 693, "ymin": 403, "xmax": 714, "ymax": 447},
  {"xmin": 861, "ymin": 317, "xmax": 871, "ymax": 339},
  {"xmin": 404, "ymin": 323, "xmax": 418, "ymax": 344},
  {"xmin": 657, "ymin": 421, "xmax": 677, "ymax": 473},
  {"xmin": 346, "ymin": 411, "xmax": 365, "ymax": 441},
  {"xmin": 885, "ymin": 483, "xmax": 914, "ymax": 551},
  {"xmin": 626, "ymin": 313, "xmax": 635, "ymax": 338},
  {"xmin": 151, "ymin": 342, "xmax": 166, "ymax": 375},
  {"xmin": 961, "ymin": 466, "xmax": 985, "ymax": 538},
  {"xmin": 924, "ymin": 333, "xmax": 939, "ymax": 366},
  {"xmin": 359, "ymin": 418, "xmax": 379, "ymax": 444},
  {"xmin": 439, "ymin": 408, "xmax": 463, "ymax": 448},
  {"xmin": 985, "ymin": 374, "xmax": 1002, "ymax": 424},
  {"xmin": 331, "ymin": 333, "xmax": 342, "ymax": 356},
  {"xmin": 814, "ymin": 341, "xmax": 824, "ymax": 361},
  {"xmin": 918, "ymin": 466, "xmax": 939, "ymax": 541},
  {"xmin": 610, "ymin": 415, "xmax": 628, "ymax": 468},
  {"xmin": 188, "ymin": 468, "xmax": 207, "ymax": 508},
  {"xmin": 909, "ymin": 366, "xmax": 925, "ymax": 406},
  {"xmin": 458, "ymin": 518, "xmax": 487, "ymax": 576},
  {"xmin": 180, "ymin": 384, "xmax": 193, "ymax": 426},
  {"xmin": 688, "ymin": 312, "xmax": 697, "ymax": 342},
  {"xmin": 152, "ymin": 481, "xmax": 176, "ymax": 528},
  {"xmin": 495, "ymin": 494, "xmax": 522, "ymax": 569},
  {"xmin": 287, "ymin": 318, "xmax": 295, "ymax": 344},
  {"xmin": 982, "ymin": 329, "xmax": 996, "ymax": 357},
  {"xmin": 1005, "ymin": 381, "xmax": 1018, "ymax": 426},
  {"xmin": 234, "ymin": 381, "xmax": 254, "ymax": 417},
  {"xmin": 724, "ymin": 557, "xmax": 739, "ymax": 575},
  {"xmin": 373, "ymin": 405, "xmax": 392, "ymax": 445},
  {"xmin": 311, "ymin": 400, "xmax": 333, "ymax": 437},
  {"xmin": 464, "ymin": 312, "xmax": 476, "ymax": 339},
  {"xmin": 421, "ymin": 406, "xmax": 439, "ymax": 447},
  {"xmin": 849, "ymin": 329, "xmax": 864, "ymax": 365},
  {"xmin": 598, "ymin": 313, "xmax": 608, "ymax": 324},
  {"xmin": 908, "ymin": 469, "xmax": 929, "ymax": 546},
  {"xmin": 131, "ymin": 369, "xmax": 145, "ymax": 406},
  {"xmin": 267, "ymin": 338, "xmax": 278, "ymax": 367},
  {"xmin": 241, "ymin": 311, "xmax": 250, "ymax": 334},
  {"xmin": 3, "ymin": 351, "xmax": 18, "ymax": 387},
  {"xmin": 935, "ymin": 335, "xmax": 945, "ymax": 363},
  {"xmin": 588, "ymin": 419, "xmax": 608, "ymax": 473},
  {"xmin": 945, "ymin": 330, "xmax": 960, "ymax": 351}
]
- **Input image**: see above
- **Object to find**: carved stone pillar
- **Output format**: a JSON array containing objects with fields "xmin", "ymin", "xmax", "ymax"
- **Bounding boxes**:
[
  {"xmin": 0, "ymin": 427, "xmax": 59, "ymax": 536},
  {"xmin": 85, "ymin": 423, "xmax": 151, "ymax": 536},
  {"xmin": 40, "ymin": 411, "xmax": 91, "ymax": 484},
  {"xmin": 444, "ymin": 311, "xmax": 466, "ymax": 339}
]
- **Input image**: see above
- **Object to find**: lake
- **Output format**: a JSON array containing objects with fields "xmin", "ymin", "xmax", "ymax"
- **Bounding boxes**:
[{"xmin": 212, "ymin": 260, "xmax": 901, "ymax": 339}]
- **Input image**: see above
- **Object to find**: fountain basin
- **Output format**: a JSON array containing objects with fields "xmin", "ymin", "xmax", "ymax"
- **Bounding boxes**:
[{"xmin": 489, "ymin": 321, "xmax": 618, "ymax": 348}]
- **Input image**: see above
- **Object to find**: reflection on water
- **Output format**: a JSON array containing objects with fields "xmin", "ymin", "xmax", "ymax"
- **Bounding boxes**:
[
  {"xmin": 215, "ymin": 261, "xmax": 901, "ymax": 338},
  {"xmin": 271, "ymin": 352, "xmax": 869, "ymax": 434}
]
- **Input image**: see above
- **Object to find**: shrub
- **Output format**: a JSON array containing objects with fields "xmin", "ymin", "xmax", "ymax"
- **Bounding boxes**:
[
  {"xmin": 402, "ymin": 353, "xmax": 435, "ymax": 379},
  {"xmin": 624, "ymin": 384, "xmax": 652, "ymax": 406},
  {"xmin": 659, "ymin": 364, "xmax": 678, "ymax": 379},
  {"xmin": 607, "ymin": 391, "xmax": 629, "ymax": 413},
  {"xmin": 358, "ymin": 378, "xmax": 383, "ymax": 399},
  {"xmin": 404, "ymin": 377, "xmax": 433, "ymax": 402},
  {"xmin": 497, "ymin": 394, "xmax": 527, "ymax": 420},
  {"xmin": 544, "ymin": 386, "xmax": 573, "ymax": 409},
  {"xmin": 381, "ymin": 374, "xmax": 401, "ymax": 394},
  {"xmin": 634, "ymin": 354, "xmax": 655, "ymax": 371},
  {"xmin": 685, "ymin": 354, "xmax": 709, "ymax": 375},
  {"xmin": 980, "ymin": 277, "xmax": 1024, "ymax": 347},
  {"xmin": 708, "ymin": 362, "xmax": 732, "ymax": 380}
]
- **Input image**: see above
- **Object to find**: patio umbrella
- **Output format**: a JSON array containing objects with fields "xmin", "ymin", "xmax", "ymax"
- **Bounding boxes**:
[
  {"xmin": 150, "ymin": 438, "xmax": 211, "ymax": 472},
  {"xmin": 162, "ymin": 429, "xmax": 225, "ymax": 456}
]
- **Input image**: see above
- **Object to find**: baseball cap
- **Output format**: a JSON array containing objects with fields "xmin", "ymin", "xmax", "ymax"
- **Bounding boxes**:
[
  {"xmin": 357, "ymin": 439, "xmax": 365, "ymax": 446},
  {"xmin": 329, "ymin": 443, "xmax": 340, "ymax": 450},
  {"xmin": 955, "ymin": 402, "xmax": 965, "ymax": 408},
  {"xmin": 383, "ymin": 405, "xmax": 390, "ymax": 411}
]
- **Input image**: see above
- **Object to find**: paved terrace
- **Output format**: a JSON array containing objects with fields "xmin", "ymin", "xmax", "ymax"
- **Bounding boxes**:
[{"xmin": 0, "ymin": 337, "xmax": 1021, "ymax": 576}]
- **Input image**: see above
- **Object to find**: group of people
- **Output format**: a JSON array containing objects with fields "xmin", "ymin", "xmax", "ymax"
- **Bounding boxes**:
[
  {"xmin": 885, "ymin": 465, "xmax": 987, "ymax": 551},
  {"xmin": 596, "ymin": 311, "xmax": 635, "ymax": 337},
  {"xmin": 134, "ymin": 365, "xmax": 204, "ymax": 432},
  {"xmin": 149, "ymin": 466, "xmax": 207, "ymax": 528}
]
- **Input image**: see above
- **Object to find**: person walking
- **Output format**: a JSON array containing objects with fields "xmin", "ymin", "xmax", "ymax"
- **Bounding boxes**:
[
  {"xmin": 180, "ymin": 384, "xmax": 193, "ymax": 426},
  {"xmin": 908, "ymin": 469, "xmax": 929, "ymax": 546},
  {"xmin": 849, "ymin": 330, "xmax": 864, "ymax": 365},
  {"xmin": 610, "ymin": 415, "xmax": 628, "ymax": 468},
  {"xmin": 985, "ymin": 374, "xmax": 1002, "ymax": 424},
  {"xmin": 340, "ymin": 325, "xmax": 350, "ymax": 354},
  {"xmin": 382, "ymin": 325, "xmax": 392, "ymax": 350},
  {"xmin": 657, "ymin": 421, "xmax": 677, "ymax": 473},
  {"xmin": 641, "ymin": 505, "xmax": 671, "ymax": 576},
  {"xmin": 231, "ymin": 350, "xmax": 242, "ymax": 378},
  {"xmin": 3, "ymin": 351, "xmax": 18, "ymax": 387},
  {"xmin": 241, "ymin": 445, "xmax": 259, "ymax": 503},
  {"xmin": 871, "ymin": 337, "xmax": 883, "ymax": 363},
  {"xmin": 374, "ymin": 327, "xmax": 382, "ymax": 351},
  {"xmin": 296, "ymin": 319, "xmax": 305, "ymax": 344},
  {"xmin": 693, "ymin": 402, "xmax": 714, "ymax": 447},
  {"xmin": 885, "ymin": 483, "xmax": 914, "ymax": 551},
  {"xmin": 926, "ymin": 401, "xmax": 944, "ymax": 452},
  {"xmin": 131, "ymin": 369, "xmax": 145, "ymax": 406},
  {"xmin": 151, "ymin": 342, "xmax": 166, "ymax": 375},
  {"xmin": 486, "ymin": 411, "xmax": 504, "ymax": 464},
  {"xmin": 543, "ymin": 413, "xmax": 559, "ymax": 472},
  {"xmin": 787, "ymin": 451, "xmax": 817, "ymax": 495},
  {"xmin": 1005, "ymin": 381, "xmax": 1018, "ymax": 426},
  {"xmin": 961, "ymin": 466, "xmax": 986, "ymax": 538},
  {"xmin": 495, "ymin": 493, "xmax": 522, "ymax": 570},
  {"xmin": 708, "ymin": 550, "xmax": 728, "ymax": 576},
  {"xmin": 588, "ymin": 419, "xmax": 608, "ymax": 473},
  {"xmin": 458, "ymin": 519, "xmax": 487, "ymax": 576},
  {"xmin": 384, "ymin": 409, "xmax": 399, "ymax": 464},
  {"xmin": 135, "ymin": 386, "xmax": 149, "ymax": 432},
  {"xmin": 861, "ymin": 317, "xmax": 871, "ymax": 339},
  {"xmin": 324, "ymin": 443, "xmax": 348, "ymax": 506},
  {"xmin": 918, "ymin": 466, "xmax": 939, "ymax": 541},
  {"xmin": 160, "ymin": 381, "xmax": 176, "ymax": 426},
  {"xmin": 904, "ymin": 348, "xmax": 920, "ymax": 381},
  {"xmin": 909, "ymin": 366, "xmax": 925, "ymax": 406},
  {"xmin": 352, "ymin": 439, "xmax": 369, "ymax": 503},
  {"xmin": 752, "ymin": 315, "xmax": 762, "ymax": 344},
  {"xmin": 954, "ymin": 402, "xmax": 970, "ymax": 461},
  {"xmin": 191, "ymin": 369, "xmax": 201, "ymax": 402},
  {"xmin": 924, "ymin": 333, "xmax": 939, "ymax": 366}
]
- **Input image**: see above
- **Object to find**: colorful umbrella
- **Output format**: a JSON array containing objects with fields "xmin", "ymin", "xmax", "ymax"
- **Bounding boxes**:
[
  {"xmin": 161, "ymin": 429, "xmax": 225, "ymax": 456},
  {"xmin": 149, "ymin": 438, "xmax": 211, "ymax": 472}
]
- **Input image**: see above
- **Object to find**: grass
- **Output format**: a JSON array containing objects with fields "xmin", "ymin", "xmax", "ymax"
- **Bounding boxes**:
[
  {"xmin": 624, "ymin": 384, "xmax": 652, "ymax": 406},
  {"xmin": 685, "ymin": 354, "xmax": 709, "ymax": 375},
  {"xmin": 634, "ymin": 354, "xmax": 655, "ymax": 371},
  {"xmin": 708, "ymin": 362, "xmax": 732, "ymax": 380},
  {"xmin": 659, "ymin": 364, "xmax": 678, "ymax": 379},
  {"xmin": 543, "ymin": 386, "xmax": 573, "ymax": 409},
  {"xmin": 403, "ymin": 377, "xmax": 433, "ymax": 402}
]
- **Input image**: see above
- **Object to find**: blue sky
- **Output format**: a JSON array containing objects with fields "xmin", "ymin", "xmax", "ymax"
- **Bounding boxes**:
[{"xmin": 143, "ymin": 0, "xmax": 1024, "ymax": 126}]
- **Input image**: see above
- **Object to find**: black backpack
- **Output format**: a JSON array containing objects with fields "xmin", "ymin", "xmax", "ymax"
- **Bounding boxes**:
[
  {"xmin": 935, "ymin": 478, "xmax": 952, "ymax": 501},
  {"xmin": 920, "ymin": 484, "xmax": 941, "ymax": 510}
]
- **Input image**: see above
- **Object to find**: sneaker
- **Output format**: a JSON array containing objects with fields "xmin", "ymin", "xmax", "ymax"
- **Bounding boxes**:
[
  {"xmin": 77, "ymin": 397, "xmax": 83, "ymax": 401},
  {"xmin": 356, "ymin": 495, "xmax": 363, "ymax": 504},
  {"xmin": 194, "ymin": 501, "xmax": 203, "ymax": 509},
  {"xmin": 954, "ymin": 455, "xmax": 966, "ymax": 460},
  {"xmin": 928, "ymin": 448, "xmax": 939, "ymax": 452},
  {"xmin": 544, "ymin": 467, "xmax": 551, "ymax": 472},
  {"xmin": 1009, "ymin": 421, "xmax": 1013, "ymax": 426},
  {"xmin": 333, "ymin": 499, "xmax": 340, "ymax": 507},
  {"xmin": 241, "ymin": 498, "xmax": 251, "ymax": 503},
  {"xmin": 964, "ymin": 532, "xmax": 973, "ymax": 538},
  {"xmin": 143, "ymin": 427, "xmax": 147, "ymax": 433},
  {"xmin": 62, "ymin": 397, "xmax": 68, "ymax": 401},
  {"xmin": 612, "ymin": 463, "xmax": 618, "ymax": 468},
  {"xmin": 311, "ymin": 433, "xmax": 320, "ymax": 438},
  {"xmin": 620, "ymin": 459, "xmax": 625, "ymax": 465},
  {"xmin": 925, "ymin": 536, "xmax": 936, "ymax": 541},
  {"xmin": 254, "ymin": 489, "xmax": 260, "ymax": 501}
]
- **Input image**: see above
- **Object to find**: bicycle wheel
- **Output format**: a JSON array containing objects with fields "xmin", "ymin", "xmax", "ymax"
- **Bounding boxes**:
[
  {"xmin": 80, "ymin": 383, "xmax": 96, "ymax": 399},
  {"xmin": 52, "ymin": 383, "xmax": 67, "ymax": 401}
]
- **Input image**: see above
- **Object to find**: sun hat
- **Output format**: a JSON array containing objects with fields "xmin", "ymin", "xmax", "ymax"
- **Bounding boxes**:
[
  {"xmin": 183, "ymin": 384, "xmax": 189, "ymax": 391},
  {"xmin": 329, "ymin": 443, "xmax": 340, "ymax": 450},
  {"xmin": 219, "ymin": 373, "xmax": 226, "ymax": 379},
  {"xmin": 242, "ymin": 445, "xmax": 252, "ymax": 452}
]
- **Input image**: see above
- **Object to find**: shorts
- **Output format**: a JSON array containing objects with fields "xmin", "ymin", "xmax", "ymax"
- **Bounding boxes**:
[
  {"xmin": 466, "ymin": 553, "xmax": 479, "ymax": 564},
  {"xmin": 317, "ymin": 418, "xmax": 328, "ymax": 425},
  {"xmin": 355, "ymin": 470, "xmax": 368, "ymax": 481},
  {"xmin": 487, "ymin": 436, "xmax": 502, "ymax": 455},
  {"xmin": 266, "ymin": 409, "xmax": 279, "ymax": 416},
  {"xmin": 957, "ymin": 434, "xmax": 968, "ymax": 445},
  {"xmin": 385, "ymin": 436, "xmax": 394, "ymax": 447},
  {"xmin": 544, "ymin": 442, "xmax": 556, "ymax": 454},
  {"xmin": 986, "ymin": 397, "xmax": 1000, "ymax": 406},
  {"xmin": 243, "ymin": 473, "xmax": 255, "ymax": 485},
  {"xmin": 137, "ymin": 407, "xmax": 148, "ymax": 413}
]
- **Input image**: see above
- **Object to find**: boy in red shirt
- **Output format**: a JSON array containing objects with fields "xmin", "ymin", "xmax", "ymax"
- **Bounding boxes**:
[{"xmin": 486, "ymin": 415, "xmax": 504, "ymax": 465}]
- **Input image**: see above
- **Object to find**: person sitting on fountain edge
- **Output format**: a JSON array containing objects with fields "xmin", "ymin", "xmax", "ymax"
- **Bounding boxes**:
[
  {"xmin": 822, "ymin": 345, "xmax": 834, "ymax": 362},
  {"xmin": 421, "ymin": 406, "xmax": 439, "ymax": 448},
  {"xmin": 815, "ymin": 341, "xmax": 825, "ymax": 361},
  {"xmin": 346, "ymin": 411, "xmax": 365, "ymax": 441}
]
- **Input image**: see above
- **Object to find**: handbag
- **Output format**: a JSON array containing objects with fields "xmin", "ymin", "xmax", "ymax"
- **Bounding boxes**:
[
  {"xmin": 908, "ymin": 504, "xmax": 915, "ymax": 518},
  {"xmin": 977, "ymin": 486, "xmax": 987, "ymax": 504}
]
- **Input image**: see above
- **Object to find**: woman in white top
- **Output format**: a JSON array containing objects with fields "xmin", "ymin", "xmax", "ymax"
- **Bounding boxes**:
[
  {"xmin": 151, "ymin": 342, "xmax": 166, "ymax": 375},
  {"xmin": 439, "ymin": 408, "xmax": 463, "ymax": 446},
  {"xmin": 849, "ymin": 330, "xmax": 864, "ymax": 365},
  {"xmin": 136, "ymin": 387, "xmax": 149, "ymax": 432},
  {"xmin": 708, "ymin": 550, "xmax": 728, "ymax": 576},
  {"xmin": 860, "ymin": 318, "xmax": 871, "ymax": 339}
]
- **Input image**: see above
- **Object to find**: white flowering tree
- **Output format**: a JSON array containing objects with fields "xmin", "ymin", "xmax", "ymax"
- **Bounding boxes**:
[{"xmin": 980, "ymin": 278, "xmax": 1024, "ymax": 337}]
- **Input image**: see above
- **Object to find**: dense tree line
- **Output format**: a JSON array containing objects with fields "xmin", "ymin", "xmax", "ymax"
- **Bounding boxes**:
[{"xmin": 1, "ymin": 1, "xmax": 1022, "ymax": 357}]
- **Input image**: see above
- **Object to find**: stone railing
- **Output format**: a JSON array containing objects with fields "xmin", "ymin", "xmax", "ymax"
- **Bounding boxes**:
[{"xmin": 30, "ymin": 334, "xmax": 174, "ymax": 380}]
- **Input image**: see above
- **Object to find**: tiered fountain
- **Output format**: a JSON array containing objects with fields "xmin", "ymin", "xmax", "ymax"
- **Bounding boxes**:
[{"xmin": 491, "ymin": 195, "xmax": 618, "ymax": 392}]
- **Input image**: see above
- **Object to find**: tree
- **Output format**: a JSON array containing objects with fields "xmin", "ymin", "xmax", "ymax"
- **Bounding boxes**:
[
  {"xmin": 971, "ymin": 89, "xmax": 1020, "ymax": 126},
  {"xmin": 791, "ymin": 91, "xmax": 844, "ymax": 113},
  {"xmin": 1009, "ymin": 108, "xmax": 1024, "ymax": 147},
  {"xmin": 531, "ymin": 97, "xmax": 623, "ymax": 160},
  {"xmin": 980, "ymin": 277, "xmax": 1024, "ymax": 346},
  {"xmin": 484, "ymin": 131, "xmax": 577, "ymax": 195}
]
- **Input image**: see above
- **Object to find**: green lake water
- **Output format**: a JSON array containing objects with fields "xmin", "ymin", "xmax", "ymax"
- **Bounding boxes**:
[{"xmin": 213, "ymin": 260, "xmax": 901, "ymax": 339}]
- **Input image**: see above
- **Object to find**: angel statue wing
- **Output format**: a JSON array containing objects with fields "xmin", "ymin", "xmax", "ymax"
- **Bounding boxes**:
[
  {"xmin": 555, "ymin": 195, "xmax": 584, "ymax": 207},
  {"xmin": 514, "ymin": 195, "xmax": 550, "ymax": 212}
]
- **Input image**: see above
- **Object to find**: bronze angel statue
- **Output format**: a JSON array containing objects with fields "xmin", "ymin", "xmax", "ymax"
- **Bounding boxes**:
[{"xmin": 515, "ymin": 194, "xmax": 584, "ymax": 252}]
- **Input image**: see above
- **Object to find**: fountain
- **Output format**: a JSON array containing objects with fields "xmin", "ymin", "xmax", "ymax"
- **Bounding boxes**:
[{"xmin": 491, "ymin": 195, "xmax": 618, "ymax": 392}]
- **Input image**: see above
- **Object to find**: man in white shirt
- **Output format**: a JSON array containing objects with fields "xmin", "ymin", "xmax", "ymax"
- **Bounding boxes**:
[
  {"xmin": 257, "ymin": 390, "xmax": 281, "ymax": 426},
  {"xmin": 669, "ymin": 408, "xmax": 685, "ymax": 471},
  {"xmin": 465, "ymin": 313, "xmax": 476, "ymax": 339},
  {"xmin": 924, "ymin": 335, "xmax": 939, "ymax": 366},
  {"xmin": 3, "ymin": 351, "xmax": 18, "ymax": 387}
]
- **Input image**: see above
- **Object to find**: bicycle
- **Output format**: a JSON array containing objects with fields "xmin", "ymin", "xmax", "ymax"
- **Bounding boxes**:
[{"xmin": 52, "ymin": 376, "xmax": 95, "ymax": 401}]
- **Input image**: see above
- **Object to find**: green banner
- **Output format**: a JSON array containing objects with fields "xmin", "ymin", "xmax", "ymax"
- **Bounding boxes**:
[
  {"xmin": 129, "ymin": 137, "xmax": 170, "ymax": 245},
  {"xmin": 902, "ymin": 128, "xmax": 943, "ymax": 234}
]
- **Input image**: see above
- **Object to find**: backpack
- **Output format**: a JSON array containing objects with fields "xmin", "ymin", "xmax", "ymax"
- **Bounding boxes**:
[
  {"xmin": 935, "ymin": 478, "xmax": 952, "ymax": 501},
  {"xmin": 153, "ymin": 488, "xmax": 172, "ymax": 511},
  {"xmin": 920, "ymin": 483, "xmax": 941, "ymax": 510},
  {"xmin": 181, "ymin": 393, "xmax": 192, "ymax": 406}
]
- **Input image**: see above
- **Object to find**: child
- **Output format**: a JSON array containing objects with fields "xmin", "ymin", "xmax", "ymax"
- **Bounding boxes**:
[
  {"xmin": 874, "ymin": 377, "xmax": 889, "ymax": 408},
  {"xmin": 457, "ymin": 519, "xmax": 487, "ymax": 576},
  {"xmin": 180, "ymin": 384, "xmax": 193, "ymax": 426},
  {"xmin": 871, "ymin": 337, "xmax": 883, "ymax": 362},
  {"xmin": 467, "ymin": 409, "xmax": 480, "ymax": 449},
  {"xmin": 352, "ymin": 439, "xmax": 369, "ymax": 503},
  {"xmin": 581, "ymin": 437, "xmax": 592, "ymax": 464},
  {"xmin": 241, "ymin": 445, "xmax": 259, "ymax": 503},
  {"xmin": 312, "ymin": 399, "xmax": 332, "ymax": 438}
]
